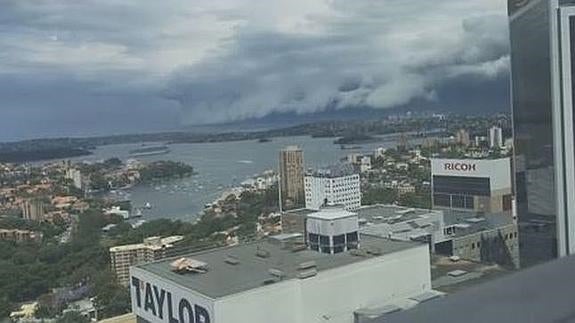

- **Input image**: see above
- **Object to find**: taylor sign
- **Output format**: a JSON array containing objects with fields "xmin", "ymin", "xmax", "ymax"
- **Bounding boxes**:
[
  {"xmin": 131, "ymin": 273, "xmax": 213, "ymax": 323},
  {"xmin": 443, "ymin": 162, "xmax": 477, "ymax": 172}
]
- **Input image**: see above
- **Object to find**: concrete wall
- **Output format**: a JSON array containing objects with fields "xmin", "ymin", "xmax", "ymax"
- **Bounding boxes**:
[{"xmin": 452, "ymin": 224, "xmax": 520, "ymax": 268}]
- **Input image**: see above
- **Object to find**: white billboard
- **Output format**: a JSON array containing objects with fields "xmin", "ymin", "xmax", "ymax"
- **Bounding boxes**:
[
  {"xmin": 431, "ymin": 158, "xmax": 511, "ymax": 191},
  {"xmin": 130, "ymin": 266, "xmax": 214, "ymax": 323}
]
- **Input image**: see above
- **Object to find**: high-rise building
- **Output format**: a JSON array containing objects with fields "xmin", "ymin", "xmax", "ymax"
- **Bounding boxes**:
[
  {"xmin": 65, "ymin": 167, "xmax": 85, "ymax": 191},
  {"xmin": 431, "ymin": 158, "xmax": 513, "ymax": 215},
  {"xmin": 279, "ymin": 146, "xmax": 305, "ymax": 210},
  {"xmin": 508, "ymin": 0, "xmax": 575, "ymax": 265},
  {"xmin": 304, "ymin": 164, "xmax": 361, "ymax": 211},
  {"xmin": 21, "ymin": 199, "xmax": 45, "ymax": 222},
  {"xmin": 489, "ymin": 126, "xmax": 503, "ymax": 149},
  {"xmin": 109, "ymin": 236, "xmax": 184, "ymax": 286},
  {"xmin": 454, "ymin": 129, "xmax": 471, "ymax": 146}
]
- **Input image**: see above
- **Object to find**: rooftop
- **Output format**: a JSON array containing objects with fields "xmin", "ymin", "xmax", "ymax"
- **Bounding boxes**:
[
  {"xmin": 136, "ymin": 235, "xmax": 421, "ymax": 299},
  {"xmin": 307, "ymin": 163, "xmax": 358, "ymax": 178},
  {"xmin": 356, "ymin": 205, "xmax": 515, "ymax": 241},
  {"xmin": 442, "ymin": 210, "xmax": 515, "ymax": 237},
  {"xmin": 357, "ymin": 205, "xmax": 442, "ymax": 242},
  {"xmin": 308, "ymin": 205, "xmax": 357, "ymax": 220}
]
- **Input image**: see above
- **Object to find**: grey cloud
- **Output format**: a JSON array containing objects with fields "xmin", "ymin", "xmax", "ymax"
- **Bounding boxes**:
[
  {"xmin": 167, "ymin": 0, "xmax": 510, "ymax": 125},
  {"xmin": 0, "ymin": 0, "xmax": 510, "ymax": 140}
]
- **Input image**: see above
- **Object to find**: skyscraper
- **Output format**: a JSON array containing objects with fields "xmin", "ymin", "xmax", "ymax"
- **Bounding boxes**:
[
  {"xmin": 279, "ymin": 146, "xmax": 305, "ymax": 210},
  {"xmin": 455, "ymin": 129, "xmax": 471, "ymax": 147},
  {"xmin": 489, "ymin": 126, "xmax": 503, "ymax": 149},
  {"xmin": 508, "ymin": 0, "xmax": 575, "ymax": 265}
]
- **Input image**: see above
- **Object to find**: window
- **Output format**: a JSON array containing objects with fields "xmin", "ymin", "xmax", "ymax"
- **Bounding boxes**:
[{"xmin": 433, "ymin": 176, "xmax": 491, "ymax": 196}]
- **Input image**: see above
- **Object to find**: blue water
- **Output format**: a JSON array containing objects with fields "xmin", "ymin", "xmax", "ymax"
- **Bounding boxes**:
[{"xmin": 63, "ymin": 135, "xmax": 419, "ymax": 221}]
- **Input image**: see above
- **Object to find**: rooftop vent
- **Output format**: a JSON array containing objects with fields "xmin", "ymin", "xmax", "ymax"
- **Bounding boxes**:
[
  {"xmin": 170, "ymin": 258, "xmax": 208, "ymax": 274},
  {"xmin": 256, "ymin": 248, "xmax": 271, "ymax": 258},
  {"xmin": 298, "ymin": 261, "xmax": 317, "ymax": 270},
  {"xmin": 350, "ymin": 249, "xmax": 369, "ymax": 257},
  {"xmin": 366, "ymin": 247, "xmax": 383, "ymax": 256},
  {"xmin": 291, "ymin": 243, "xmax": 307, "ymax": 252},
  {"xmin": 263, "ymin": 278, "xmax": 277, "ymax": 285},
  {"xmin": 268, "ymin": 268, "xmax": 285, "ymax": 278},
  {"xmin": 298, "ymin": 268, "xmax": 318, "ymax": 279},
  {"xmin": 224, "ymin": 255, "xmax": 240, "ymax": 265}
]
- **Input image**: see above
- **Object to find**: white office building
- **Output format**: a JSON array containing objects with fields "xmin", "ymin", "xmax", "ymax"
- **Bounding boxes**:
[
  {"xmin": 305, "ymin": 164, "xmax": 361, "ymax": 211},
  {"xmin": 130, "ymin": 233, "xmax": 435, "ymax": 323},
  {"xmin": 431, "ymin": 158, "xmax": 513, "ymax": 215},
  {"xmin": 489, "ymin": 126, "xmax": 503, "ymax": 148}
]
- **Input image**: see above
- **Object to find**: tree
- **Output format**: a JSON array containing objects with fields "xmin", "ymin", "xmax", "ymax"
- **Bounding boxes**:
[{"xmin": 362, "ymin": 188, "xmax": 396, "ymax": 205}]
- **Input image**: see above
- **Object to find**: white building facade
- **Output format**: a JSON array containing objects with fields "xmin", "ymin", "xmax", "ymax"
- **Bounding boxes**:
[
  {"xmin": 130, "ymin": 236, "xmax": 432, "ymax": 323},
  {"xmin": 489, "ymin": 126, "xmax": 503, "ymax": 148},
  {"xmin": 305, "ymin": 164, "xmax": 361, "ymax": 211},
  {"xmin": 431, "ymin": 158, "xmax": 513, "ymax": 214}
]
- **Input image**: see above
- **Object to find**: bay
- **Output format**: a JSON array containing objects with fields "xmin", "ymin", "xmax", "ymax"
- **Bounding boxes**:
[{"xmin": 63, "ymin": 135, "xmax": 420, "ymax": 222}]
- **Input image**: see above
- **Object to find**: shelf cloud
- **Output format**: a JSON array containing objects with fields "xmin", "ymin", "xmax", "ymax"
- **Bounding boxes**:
[{"xmin": 0, "ymin": 0, "xmax": 509, "ymax": 140}]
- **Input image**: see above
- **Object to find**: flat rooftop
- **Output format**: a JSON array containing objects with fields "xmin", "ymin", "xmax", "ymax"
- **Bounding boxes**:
[
  {"xmin": 136, "ymin": 235, "xmax": 421, "ymax": 299},
  {"xmin": 357, "ymin": 205, "xmax": 441, "ymax": 225},
  {"xmin": 357, "ymin": 205, "xmax": 442, "ymax": 241},
  {"xmin": 357, "ymin": 205, "xmax": 515, "ymax": 241},
  {"xmin": 442, "ymin": 210, "xmax": 515, "ymax": 237}
]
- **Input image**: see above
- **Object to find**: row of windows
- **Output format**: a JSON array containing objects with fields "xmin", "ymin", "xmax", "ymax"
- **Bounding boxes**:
[
  {"xmin": 434, "ymin": 194, "xmax": 475, "ymax": 209},
  {"xmin": 467, "ymin": 232, "xmax": 519, "ymax": 250},
  {"xmin": 433, "ymin": 175, "xmax": 491, "ymax": 196}
]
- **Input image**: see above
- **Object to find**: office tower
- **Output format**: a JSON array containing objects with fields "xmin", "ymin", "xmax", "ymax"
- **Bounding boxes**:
[
  {"xmin": 508, "ymin": 0, "xmax": 575, "ymax": 265},
  {"xmin": 431, "ymin": 158, "xmax": 513, "ymax": 214},
  {"xmin": 21, "ymin": 199, "xmax": 45, "ymax": 222},
  {"xmin": 489, "ymin": 126, "xmax": 503, "ymax": 148},
  {"xmin": 279, "ymin": 146, "xmax": 305, "ymax": 210},
  {"xmin": 109, "ymin": 236, "xmax": 184, "ymax": 286},
  {"xmin": 455, "ymin": 129, "xmax": 471, "ymax": 146},
  {"xmin": 305, "ymin": 164, "xmax": 361, "ymax": 211}
]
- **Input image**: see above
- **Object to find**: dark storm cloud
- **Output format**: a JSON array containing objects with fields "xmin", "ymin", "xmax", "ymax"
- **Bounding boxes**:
[
  {"xmin": 167, "ymin": 0, "xmax": 510, "ymax": 124},
  {"xmin": 0, "ymin": 0, "xmax": 509, "ymax": 140}
]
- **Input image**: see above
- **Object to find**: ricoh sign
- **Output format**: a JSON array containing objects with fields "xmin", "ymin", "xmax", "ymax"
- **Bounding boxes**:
[
  {"xmin": 432, "ymin": 158, "xmax": 511, "ymax": 178},
  {"xmin": 443, "ymin": 162, "xmax": 477, "ymax": 172},
  {"xmin": 130, "ymin": 268, "xmax": 213, "ymax": 323}
]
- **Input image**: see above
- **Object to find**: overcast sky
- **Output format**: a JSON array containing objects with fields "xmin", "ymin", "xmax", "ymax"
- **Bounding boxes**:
[{"xmin": 0, "ymin": 0, "xmax": 510, "ymax": 141}]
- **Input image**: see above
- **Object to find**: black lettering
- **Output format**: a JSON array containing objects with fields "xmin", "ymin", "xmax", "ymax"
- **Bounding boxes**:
[
  {"xmin": 444, "ymin": 163, "xmax": 452, "ymax": 170},
  {"xmin": 179, "ymin": 298, "xmax": 195, "ymax": 323},
  {"xmin": 153, "ymin": 286, "xmax": 167, "ymax": 319},
  {"xmin": 131, "ymin": 277, "xmax": 141, "ymax": 308},
  {"xmin": 470, "ymin": 164, "xmax": 477, "ymax": 171},
  {"xmin": 144, "ymin": 283, "xmax": 157, "ymax": 316},
  {"xmin": 167, "ymin": 292, "xmax": 179, "ymax": 323},
  {"xmin": 195, "ymin": 305, "xmax": 210, "ymax": 323}
]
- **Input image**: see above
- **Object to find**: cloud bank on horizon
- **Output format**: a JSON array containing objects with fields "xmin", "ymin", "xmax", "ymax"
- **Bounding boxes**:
[{"xmin": 0, "ymin": 0, "xmax": 509, "ymax": 140}]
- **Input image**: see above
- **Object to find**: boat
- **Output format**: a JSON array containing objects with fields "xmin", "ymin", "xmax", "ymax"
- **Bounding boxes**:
[{"xmin": 129, "ymin": 145, "xmax": 170, "ymax": 157}]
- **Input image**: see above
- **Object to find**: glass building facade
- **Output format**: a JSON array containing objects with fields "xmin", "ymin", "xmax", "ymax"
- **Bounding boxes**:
[{"xmin": 509, "ymin": 0, "xmax": 575, "ymax": 267}]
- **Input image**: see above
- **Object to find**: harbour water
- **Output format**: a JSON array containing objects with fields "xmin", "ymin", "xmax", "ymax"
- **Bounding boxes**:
[{"xmin": 63, "ymin": 135, "xmax": 422, "ymax": 221}]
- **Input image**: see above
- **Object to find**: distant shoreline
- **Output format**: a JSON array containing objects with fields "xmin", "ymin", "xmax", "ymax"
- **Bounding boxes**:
[{"xmin": 0, "ymin": 119, "xmax": 447, "ymax": 163}]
